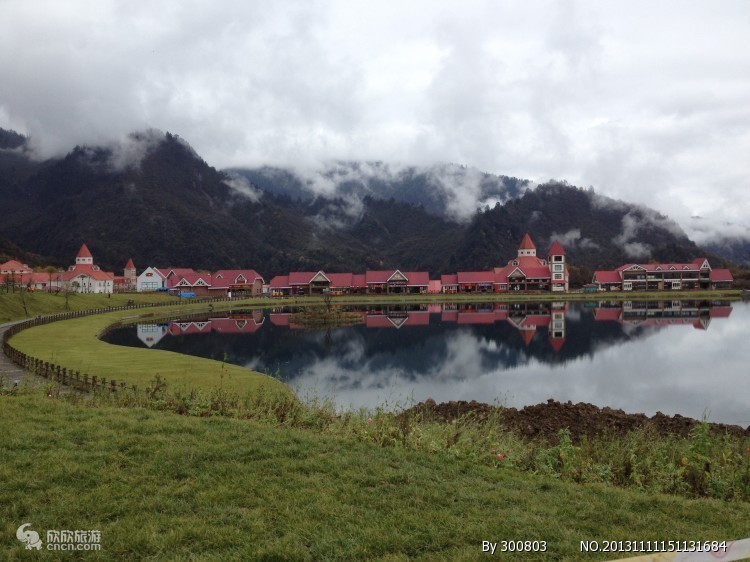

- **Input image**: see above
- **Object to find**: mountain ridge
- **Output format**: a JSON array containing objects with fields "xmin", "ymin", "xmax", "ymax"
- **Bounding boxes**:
[{"xmin": 0, "ymin": 128, "xmax": 735, "ymax": 278}]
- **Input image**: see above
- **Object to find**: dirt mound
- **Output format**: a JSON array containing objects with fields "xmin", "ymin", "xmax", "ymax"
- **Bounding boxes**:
[{"xmin": 406, "ymin": 398, "xmax": 750, "ymax": 444}]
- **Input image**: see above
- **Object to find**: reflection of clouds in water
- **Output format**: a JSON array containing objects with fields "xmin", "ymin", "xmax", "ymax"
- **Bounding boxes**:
[{"xmin": 289, "ymin": 305, "xmax": 750, "ymax": 425}]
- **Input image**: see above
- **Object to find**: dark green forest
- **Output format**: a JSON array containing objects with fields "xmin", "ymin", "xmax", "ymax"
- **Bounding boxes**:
[{"xmin": 0, "ymin": 129, "xmax": 736, "ymax": 278}]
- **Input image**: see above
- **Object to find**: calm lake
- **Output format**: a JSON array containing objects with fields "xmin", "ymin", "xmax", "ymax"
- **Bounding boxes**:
[{"xmin": 102, "ymin": 300, "xmax": 750, "ymax": 426}]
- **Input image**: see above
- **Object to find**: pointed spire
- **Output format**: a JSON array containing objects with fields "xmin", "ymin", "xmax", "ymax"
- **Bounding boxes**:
[
  {"xmin": 548, "ymin": 241, "xmax": 566, "ymax": 256},
  {"xmin": 519, "ymin": 233, "xmax": 536, "ymax": 250},
  {"xmin": 125, "ymin": 258, "xmax": 135, "ymax": 270},
  {"xmin": 77, "ymin": 243, "xmax": 92, "ymax": 259}
]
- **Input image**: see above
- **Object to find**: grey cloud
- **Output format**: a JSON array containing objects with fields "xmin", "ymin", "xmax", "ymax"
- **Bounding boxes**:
[
  {"xmin": 0, "ymin": 0, "xmax": 748, "ymax": 242},
  {"xmin": 549, "ymin": 228, "xmax": 599, "ymax": 251},
  {"xmin": 223, "ymin": 173, "xmax": 263, "ymax": 203}
]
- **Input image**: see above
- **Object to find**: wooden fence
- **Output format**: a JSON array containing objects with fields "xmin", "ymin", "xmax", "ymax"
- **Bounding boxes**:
[{"xmin": 2, "ymin": 295, "xmax": 241, "ymax": 393}]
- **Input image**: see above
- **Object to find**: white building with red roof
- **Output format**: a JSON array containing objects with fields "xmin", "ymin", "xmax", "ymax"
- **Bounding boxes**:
[
  {"xmin": 0, "ymin": 259, "xmax": 33, "ymax": 275},
  {"xmin": 136, "ymin": 267, "xmax": 168, "ymax": 292},
  {"xmin": 446, "ymin": 233, "xmax": 569, "ymax": 293},
  {"xmin": 62, "ymin": 244, "xmax": 115, "ymax": 293}
]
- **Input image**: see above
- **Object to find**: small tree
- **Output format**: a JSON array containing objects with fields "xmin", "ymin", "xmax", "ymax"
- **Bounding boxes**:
[
  {"xmin": 61, "ymin": 281, "xmax": 74, "ymax": 310},
  {"xmin": 45, "ymin": 265, "xmax": 58, "ymax": 293},
  {"xmin": 322, "ymin": 291, "xmax": 333, "ymax": 313},
  {"xmin": 17, "ymin": 282, "xmax": 30, "ymax": 317}
]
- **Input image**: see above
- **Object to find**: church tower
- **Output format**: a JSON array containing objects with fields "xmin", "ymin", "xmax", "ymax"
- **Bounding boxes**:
[
  {"xmin": 518, "ymin": 233, "xmax": 536, "ymax": 258},
  {"xmin": 76, "ymin": 243, "xmax": 94, "ymax": 265},
  {"xmin": 124, "ymin": 258, "xmax": 136, "ymax": 290}
]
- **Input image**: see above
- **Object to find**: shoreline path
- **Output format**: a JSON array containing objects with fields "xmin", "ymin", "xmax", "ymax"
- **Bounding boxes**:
[{"xmin": 0, "ymin": 320, "xmax": 35, "ymax": 385}]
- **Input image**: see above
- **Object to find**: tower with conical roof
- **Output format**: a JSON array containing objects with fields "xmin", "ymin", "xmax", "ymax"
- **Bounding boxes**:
[
  {"xmin": 76, "ymin": 243, "xmax": 94, "ymax": 265},
  {"xmin": 124, "ymin": 258, "xmax": 136, "ymax": 290},
  {"xmin": 517, "ymin": 233, "xmax": 536, "ymax": 258}
]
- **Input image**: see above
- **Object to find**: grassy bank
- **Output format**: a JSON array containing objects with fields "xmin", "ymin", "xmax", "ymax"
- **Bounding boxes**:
[
  {"xmin": 2, "ymin": 288, "xmax": 741, "ymax": 325},
  {"xmin": 2, "ymin": 387, "xmax": 749, "ymax": 561},
  {"xmin": 0, "ymin": 291, "xmax": 176, "ymax": 324},
  {"xmin": 6, "ymin": 304, "xmax": 289, "ymax": 396}
]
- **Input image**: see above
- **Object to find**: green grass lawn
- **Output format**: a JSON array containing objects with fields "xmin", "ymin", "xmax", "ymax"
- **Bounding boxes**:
[
  {"xmin": 6, "ymin": 304, "xmax": 289, "ymax": 396},
  {"xmin": 0, "ymin": 291, "xmax": 176, "ymax": 324},
  {"xmin": 2, "ymin": 390, "xmax": 749, "ymax": 561}
]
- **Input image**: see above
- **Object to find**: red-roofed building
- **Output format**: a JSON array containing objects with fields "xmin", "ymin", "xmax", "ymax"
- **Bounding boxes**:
[
  {"xmin": 268, "ymin": 275, "xmax": 291, "ymax": 297},
  {"xmin": 137, "ymin": 267, "xmax": 168, "ymax": 292},
  {"xmin": 167, "ymin": 270, "xmax": 212, "ymax": 296},
  {"xmin": 211, "ymin": 269, "xmax": 264, "ymax": 297},
  {"xmin": 62, "ymin": 244, "xmax": 115, "ymax": 293},
  {"xmin": 352, "ymin": 274, "xmax": 367, "ymax": 293},
  {"xmin": 289, "ymin": 271, "xmax": 333, "ymax": 296},
  {"xmin": 115, "ymin": 258, "xmax": 137, "ymax": 292},
  {"xmin": 456, "ymin": 271, "xmax": 496, "ymax": 293},
  {"xmin": 0, "ymin": 271, "xmax": 63, "ymax": 292},
  {"xmin": 441, "ymin": 274, "xmax": 458, "ymax": 294},
  {"xmin": 592, "ymin": 258, "xmax": 732, "ymax": 291},
  {"xmin": 0, "ymin": 260, "xmax": 33, "ymax": 275},
  {"xmin": 365, "ymin": 269, "xmax": 430, "ymax": 294},
  {"xmin": 445, "ymin": 234, "xmax": 569, "ymax": 293}
]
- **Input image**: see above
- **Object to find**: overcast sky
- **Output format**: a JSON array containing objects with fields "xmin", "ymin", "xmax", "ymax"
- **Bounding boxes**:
[{"xmin": 1, "ymin": 0, "xmax": 748, "ymax": 241}]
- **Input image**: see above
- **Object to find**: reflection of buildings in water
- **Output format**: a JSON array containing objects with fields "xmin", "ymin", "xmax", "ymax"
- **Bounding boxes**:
[
  {"xmin": 594, "ymin": 300, "xmax": 732, "ymax": 330},
  {"xmin": 445, "ymin": 301, "xmax": 567, "ymax": 351},
  {"xmin": 161, "ymin": 310, "xmax": 265, "ymax": 336},
  {"xmin": 143, "ymin": 301, "xmax": 734, "ymax": 354},
  {"xmin": 137, "ymin": 323, "xmax": 169, "ymax": 348},
  {"xmin": 269, "ymin": 302, "xmax": 569, "ymax": 352}
]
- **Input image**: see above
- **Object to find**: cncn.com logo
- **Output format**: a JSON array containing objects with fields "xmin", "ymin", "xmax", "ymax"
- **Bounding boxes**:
[
  {"xmin": 16, "ymin": 523, "xmax": 103, "ymax": 551},
  {"xmin": 16, "ymin": 524, "xmax": 43, "ymax": 550}
]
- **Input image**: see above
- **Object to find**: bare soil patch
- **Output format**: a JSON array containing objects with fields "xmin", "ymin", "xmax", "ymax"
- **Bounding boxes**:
[{"xmin": 406, "ymin": 398, "xmax": 750, "ymax": 443}]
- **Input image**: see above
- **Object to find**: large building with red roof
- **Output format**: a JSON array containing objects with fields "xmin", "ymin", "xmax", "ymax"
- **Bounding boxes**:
[
  {"xmin": 444, "ymin": 234, "xmax": 569, "ymax": 293},
  {"xmin": 62, "ymin": 244, "xmax": 115, "ymax": 294},
  {"xmin": 210, "ymin": 269, "xmax": 264, "ymax": 297},
  {"xmin": 0, "ymin": 259, "xmax": 33, "ymax": 275},
  {"xmin": 268, "ymin": 269, "xmax": 431, "ymax": 297},
  {"xmin": 592, "ymin": 258, "xmax": 733, "ymax": 291}
]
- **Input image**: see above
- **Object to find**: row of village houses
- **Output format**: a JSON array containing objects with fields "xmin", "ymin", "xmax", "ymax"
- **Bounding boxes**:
[{"xmin": 0, "ymin": 235, "xmax": 735, "ymax": 296}]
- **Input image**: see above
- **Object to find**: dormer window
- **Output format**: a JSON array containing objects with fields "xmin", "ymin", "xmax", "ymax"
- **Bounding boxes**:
[{"xmin": 512, "ymin": 260, "xmax": 519, "ymax": 266}]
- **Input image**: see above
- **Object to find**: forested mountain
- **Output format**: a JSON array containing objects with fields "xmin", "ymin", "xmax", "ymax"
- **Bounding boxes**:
[
  {"xmin": 0, "ymin": 128, "xmax": 733, "ymax": 277},
  {"xmin": 228, "ymin": 162, "xmax": 528, "ymax": 221}
]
